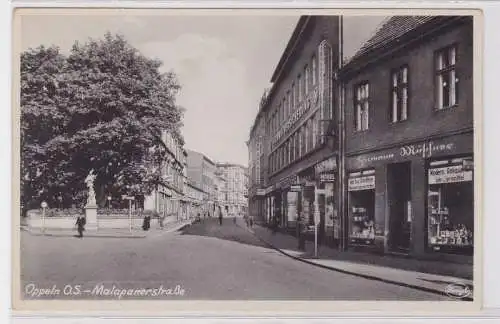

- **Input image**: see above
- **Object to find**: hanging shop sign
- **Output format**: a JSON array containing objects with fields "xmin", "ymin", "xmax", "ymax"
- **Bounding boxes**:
[
  {"xmin": 315, "ymin": 156, "xmax": 337, "ymax": 174},
  {"xmin": 278, "ymin": 174, "xmax": 298, "ymax": 189},
  {"xmin": 428, "ymin": 165, "xmax": 473, "ymax": 184},
  {"xmin": 256, "ymin": 189, "xmax": 266, "ymax": 196},
  {"xmin": 319, "ymin": 173, "xmax": 335, "ymax": 182},
  {"xmin": 348, "ymin": 175, "xmax": 375, "ymax": 191}
]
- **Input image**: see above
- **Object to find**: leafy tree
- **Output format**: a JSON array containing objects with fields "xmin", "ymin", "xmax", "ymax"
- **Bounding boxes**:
[{"xmin": 21, "ymin": 33, "xmax": 184, "ymax": 210}]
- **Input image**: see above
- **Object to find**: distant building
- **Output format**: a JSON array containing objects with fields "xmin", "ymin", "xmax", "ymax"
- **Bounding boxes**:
[
  {"xmin": 186, "ymin": 180, "xmax": 206, "ymax": 218},
  {"xmin": 186, "ymin": 149, "xmax": 217, "ymax": 216},
  {"xmin": 216, "ymin": 163, "xmax": 248, "ymax": 215},
  {"xmin": 214, "ymin": 169, "xmax": 228, "ymax": 214},
  {"xmin": 144, "ymin": 130, "xmax": 188, "ymax": 220}
]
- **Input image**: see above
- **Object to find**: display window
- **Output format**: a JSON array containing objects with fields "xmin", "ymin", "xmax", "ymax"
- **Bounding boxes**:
[
  {"xmin": 348, "ymin": 170, "xmax": 376, "ymax": 245},
  {"xmin": 427, "ymin": 156, "xmax": 474, "ymax": 254}
]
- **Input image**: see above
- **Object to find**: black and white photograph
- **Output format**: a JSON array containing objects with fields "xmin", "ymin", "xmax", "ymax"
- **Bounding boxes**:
[{"xmin": 12, "ymin": 8, "xmax": 481, "ymax": 312}]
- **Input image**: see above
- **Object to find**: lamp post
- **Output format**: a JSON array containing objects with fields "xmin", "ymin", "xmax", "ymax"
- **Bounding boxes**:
[
  {"xmin": 41, "ymin": 201, "xmax": 48, "ymax": 233},
  {"xmin": 107, "ymin": 196, "xmax": 112, "ymax": 215}
]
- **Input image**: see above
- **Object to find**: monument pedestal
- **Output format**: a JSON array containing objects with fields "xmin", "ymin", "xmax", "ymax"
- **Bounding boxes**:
[{"xmin": 85, "ymin": 205, "xmax": 98, "ymax": 231}]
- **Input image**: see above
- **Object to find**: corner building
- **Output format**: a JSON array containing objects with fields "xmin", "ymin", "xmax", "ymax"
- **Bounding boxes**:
[
  {"xmin": 341, "ymin": 16, "xmax": 474, "ymax": 263},
  {"xmin": 262, "ymin": 16, "xmax": 341, "ymax": 246}
]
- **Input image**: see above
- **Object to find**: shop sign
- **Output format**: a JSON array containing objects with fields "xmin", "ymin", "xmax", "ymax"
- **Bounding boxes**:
[
  {"xmin": 315, "ymin": 157, "xmax": 337, "ymax": 174},
  {"xmin": 356, "ymin": 140, "xmax": 459, "ymax": 165},
  {"xmin": 319, "ymin": 173, "xmax": 335, "ymax": 182},
  {"xmin": 348, "ymin": 175, "xmax": 375, "ymax": 191},
  {"xmin": 256, "ymin": 189, "xmax": 266, "ymax": 196},
  {"xmin": 290, "ymin": 185, "xmax": 302, "ymax": 192},
  {"xmin": 278, "ymin": 174, "xmax": 297, "ymax": 189},
  {"xmin": 428, "ymin": 165, "xmax": 473, "ymax": 184},
  {"xmin": 272, "ymin": 88, "xmax": 319, "ymax": 145}
]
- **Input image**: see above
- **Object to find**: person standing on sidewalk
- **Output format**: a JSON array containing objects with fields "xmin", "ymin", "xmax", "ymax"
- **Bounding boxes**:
[
  {"xmin": 75, "ymin": 215, "xmax": 86, "ymax": 238},
  {"xmin": 218, "ymin": 206, "xmax": 223, "ymax": 226}
]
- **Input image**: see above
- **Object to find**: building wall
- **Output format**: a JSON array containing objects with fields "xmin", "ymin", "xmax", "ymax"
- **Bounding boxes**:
[
  {"xmin": 345, "ymin": 20, "xmax": 473, "ymax": 154},
  {"xmin": 342, "ymin": 18, "xmax": 473, "ymax": 262}
]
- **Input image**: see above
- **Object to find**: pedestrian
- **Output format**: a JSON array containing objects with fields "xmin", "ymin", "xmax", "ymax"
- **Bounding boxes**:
[
  {"xmin": 75, "ymin": 215, "xmax": 86, "ymax": 238},
  {"xmin": 218, "ymin": 207, "xmax": 223, "ymax": 226},
  {"xmin": 249, "ymin": 215, "xmax": 254, "ymax": 228}
]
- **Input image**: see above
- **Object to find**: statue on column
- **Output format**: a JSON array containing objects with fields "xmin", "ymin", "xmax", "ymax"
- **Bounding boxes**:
[{"xmin": 84, "ymin": 169, "xmax": 97, "ymax": 207}]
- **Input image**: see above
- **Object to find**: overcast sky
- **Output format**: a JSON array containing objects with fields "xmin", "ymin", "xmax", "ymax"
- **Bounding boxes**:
[{"xmin": 20, "ymin": 13, "xmax": 386, "ymax": 166}]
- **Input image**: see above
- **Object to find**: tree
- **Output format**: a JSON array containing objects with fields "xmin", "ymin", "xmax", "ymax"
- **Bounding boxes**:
[{"xmin": 21, "ymin": 33, "xmax": 185, "ymax": 210}]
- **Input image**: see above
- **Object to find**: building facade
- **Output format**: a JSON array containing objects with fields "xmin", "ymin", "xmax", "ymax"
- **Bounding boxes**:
[
  {"xmin": 217, "ymin": 163, "xmax": 249, "ymax": 215},
  {"xmin": 214, "ymin": 168, "xmax": 228, "ymax": 214},
  {"xmin": 247, "ymin": 97, "xmax": 267, "ymax": 221},
  {"xmin": 255, "ymin": 16, "xmax": 342, "ymax": 246},
  {"xmin": 340, "ymin": 16, "xmax": 473, "ymax": 262},
  {"xmin": 186, "ymin": 180, "xmax": 206, "ymax": 219},
  {"xmin": 186, "ymin": 149, "xmax": 217, "ymax": 216},
  {"xmin": 144, "ymin": 130, "xmax": 188, "ymax": 220}
]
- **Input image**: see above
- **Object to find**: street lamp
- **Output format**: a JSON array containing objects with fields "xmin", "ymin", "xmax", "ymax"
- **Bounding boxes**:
[
  {"xmin": 41, "ymin": 201, "xmax": 48, "ymax": 233},
  {"xmin": 107, "ymin": 196, "xmax": 112, "ymax": 215}
]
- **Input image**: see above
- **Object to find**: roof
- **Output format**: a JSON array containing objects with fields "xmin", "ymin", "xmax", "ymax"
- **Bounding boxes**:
[
  {"xmin": 349, "ymin": 16, "xmax": 437, "ymax": 62},
  {"xmin": 270, "ymin": 16, "xmax": 311, "ymax": 83}
]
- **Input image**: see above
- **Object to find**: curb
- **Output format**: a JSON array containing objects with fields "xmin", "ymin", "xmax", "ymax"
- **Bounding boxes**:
[{"xmin": 237, "ymin": 223, "xmax": 473, "ymax": 301}]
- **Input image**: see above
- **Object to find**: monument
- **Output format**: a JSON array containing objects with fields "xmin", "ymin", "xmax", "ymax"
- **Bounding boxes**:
[{"xmin": 84, "ymin": 169, "xmax": 98, "ymax": 230}]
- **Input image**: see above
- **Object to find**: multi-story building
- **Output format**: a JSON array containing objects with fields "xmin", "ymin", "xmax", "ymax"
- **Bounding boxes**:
[
  {"xmin": 186, "ymin": 180, "xmax": 206, "ymax": 219},
  {"xmin": 247, "ymin": 93, "xmax": 268, "ymax": 221},
  {"xmin": 186, "ymin": 149, "xmax": 217, "ymax": 216},
  {"xmin": 340, "ymin": 16, "xmax": 473, "ymax": 263},
  {"xmin": 217, "ymin": 163, "xmax": 249, "ymax": 215},
  {"xmin": 251, "ymin": 16, "xmax": 342, "ymax": 246},
  {"xmin": 144, "ymin": 130, "xmax": 188, "ymax": 220},
  {"xmin": 214, "ymin": 169, "xmax": 228, "ymax": 213}
]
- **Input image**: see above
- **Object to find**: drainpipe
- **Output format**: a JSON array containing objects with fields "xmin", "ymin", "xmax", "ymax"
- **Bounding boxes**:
[{"xmin": 337, "ymin": 16, "xmax": 347, "ymax": 252}]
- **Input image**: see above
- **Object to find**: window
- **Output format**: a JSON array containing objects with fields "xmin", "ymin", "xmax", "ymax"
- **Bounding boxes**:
[
  {"xmin": 302, "ymin": 125, "xmax": 307, "ymax": 154},
  {"xmin": 298, "ymin": 75, "xmax": 303, "ymax": 102},
  {"xmin": 290, "ymin": 134, "xmax": 295, "ymax": 162},
  {"xmin": 298, "ymin": 128, "xmax": 303, "ymax": 157},
  {"xmin": 291, "ymin": 84, "xmax": 296, "ymax": 113},
  {"xmin": 354, "ymin": 82, "xmax": 370, "ymax": 131},
  {"xmin": 287, "ymin": 91, "xmax": 292, "ymax": 115},
  {"xmin": 312, "ymin": 55, "xmax": 317, "ymax": 85},
  {"xmin": 312, "ymin": 113, "xmax": 318, "ymax": 147},
  {"xmin": 295, "ymin": 131, "xmax": 300, "ymax": 159},
  {"xmin": 435, "ymin": 45, "xmax": 458, "ymax": 109},
  {"xmin": 427, "ymin": 157, "xmax": 473, "ymax": 254},
  {"xmin": 390, "ymin": 65, "xmax": 409, "ymax": 123},
  {"xmin": 304, "ymin": 65, "xmax": 310, "ymax": 94}
]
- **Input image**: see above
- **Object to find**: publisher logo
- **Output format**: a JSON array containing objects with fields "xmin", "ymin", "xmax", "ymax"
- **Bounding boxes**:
[{"xmin": 444, "ymin": 282, "xmax": 472, "ymax": 299}]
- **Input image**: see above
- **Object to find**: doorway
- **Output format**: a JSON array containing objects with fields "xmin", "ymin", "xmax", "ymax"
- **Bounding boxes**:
[{"xmin": 387, "ymin": 162, "xmax": 412, "ymax": 253}]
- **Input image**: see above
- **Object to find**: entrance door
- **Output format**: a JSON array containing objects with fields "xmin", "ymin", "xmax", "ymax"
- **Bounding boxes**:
[{"xmin": 387, "ymin": 162, "xmax": 412, "ymax": 252}]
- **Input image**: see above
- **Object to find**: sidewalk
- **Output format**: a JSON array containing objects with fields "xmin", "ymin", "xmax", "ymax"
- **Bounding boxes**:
[
  {"xmin": 239, "ymin": 220, "xmax": 473, "ymax": 300},
  {"xmin": 23, "ymin": 218, "xmax": 194, "ymax": 238}
]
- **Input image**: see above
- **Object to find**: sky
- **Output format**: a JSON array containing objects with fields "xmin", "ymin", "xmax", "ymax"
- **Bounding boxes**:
[{"xmin": 20, "ymin": 12, "xmax": 386, "ymax": 166}]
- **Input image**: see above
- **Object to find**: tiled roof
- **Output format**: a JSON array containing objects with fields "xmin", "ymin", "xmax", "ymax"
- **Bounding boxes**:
[{"xmin": 350, "ymin": 16, "xmax": 437, "ymax": 61}]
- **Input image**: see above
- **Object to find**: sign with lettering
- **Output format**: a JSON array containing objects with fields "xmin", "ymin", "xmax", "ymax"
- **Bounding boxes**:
[
  {"xmin": 315, "ymin": 156, "xmax": 337, "ymax": 174},
  {"xmin": 319, "ymin": 173, "xmax": 335, "ymax": 182},
  {"xmin": 256, "ymin": 189, "xmax": 266, "ymax": 196},
  {"xmin": 348, "ymin": 176, "xmax": 375, "ymax": 191},
  {"xmin": 428, "ymin": 166, "xmax": 473, "ymax": 184},
  {"xmin": 272, "ymin": 88, "xmax": 319, "ymax": 145},
  {"xmin": 350, "ymin": 133, "xmax": 473, "ymax": 170},
  {"xmin": 290, "ymin": 185, "xmax": 302, "ymax": 192}
]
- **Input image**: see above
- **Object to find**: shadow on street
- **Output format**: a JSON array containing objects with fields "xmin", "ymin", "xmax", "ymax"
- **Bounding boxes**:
[{"xmin": 179, "ymin": 218, "xmax": 268, "ymax": 250}]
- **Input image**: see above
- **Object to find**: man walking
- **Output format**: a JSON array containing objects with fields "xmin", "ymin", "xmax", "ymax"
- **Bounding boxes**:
[
  {"xmin": 218, "ymin": 207, "xmax": 223, "ymax": 226},
  {"xmin": 75, "ymin": 215, "xmax": 86, "ymax": 238}
]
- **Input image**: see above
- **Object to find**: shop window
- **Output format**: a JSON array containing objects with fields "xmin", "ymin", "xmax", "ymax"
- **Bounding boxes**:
[
  {"xmin": 435, "ymin": 45, "xmax": 458, "ymax": 110},
  {"xmin": 427, "ymin": 156, "xmax": 473, "ymax": 254},
  {"xmin": 354, "ymin": 82, "xmax": 370, "ymax": 131},
  {"xmin": 348, "ymin": 170, "xmax": 376, "ymax": 245},
  {"xmin": 390, "ymin": 65, "xmax": 409, "ymax": 123}
]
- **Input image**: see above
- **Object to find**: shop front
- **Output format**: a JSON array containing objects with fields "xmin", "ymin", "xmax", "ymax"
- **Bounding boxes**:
[{"xmin": 346, "ymin": 131, "xmax": 474, "ymax": 261}]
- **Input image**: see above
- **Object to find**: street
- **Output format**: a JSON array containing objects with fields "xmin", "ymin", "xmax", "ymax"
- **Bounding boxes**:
[{"xmin": 20, "ymin": 218, "xmax": 452, "ymax": 300}]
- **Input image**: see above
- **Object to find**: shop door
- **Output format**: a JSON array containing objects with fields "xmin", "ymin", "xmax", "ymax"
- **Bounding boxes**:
[{"xmin": 387, "ymin": 162, "xmax": 412, "ymax": 252}]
